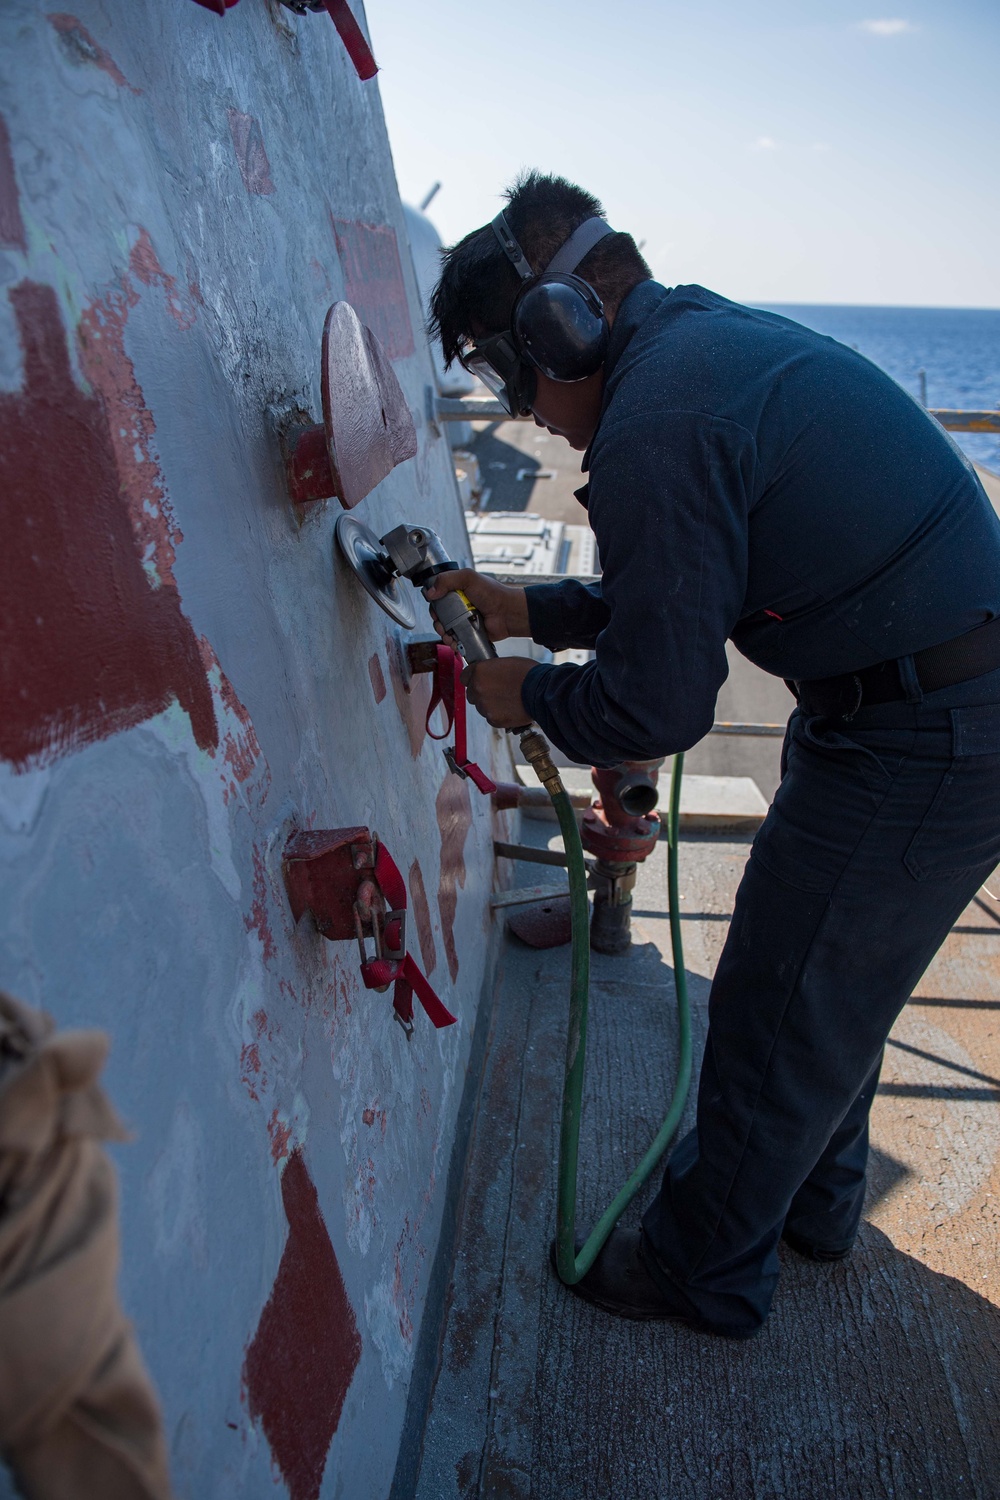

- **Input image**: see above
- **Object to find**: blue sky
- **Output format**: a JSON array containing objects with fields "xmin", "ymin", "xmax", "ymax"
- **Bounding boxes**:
[{"xmin": 368, "ymin": 1, "xmax": 999, "ymax": 308}]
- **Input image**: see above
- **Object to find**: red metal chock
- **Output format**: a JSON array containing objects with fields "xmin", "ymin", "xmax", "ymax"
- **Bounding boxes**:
[
  {"xmin": 282, "ymin": 827, "xmax": 378, "ymax": 939},
  {"xmin": 286, "ymin": 303, "xmax": 415, "ymax": 511},
  {"xmin": 286, "ymin": 422, "xmax": 338, "ymax": 506},
  {"xmin": 282, "ymin": 827, "xmax": 456, "ymax": 1033}
]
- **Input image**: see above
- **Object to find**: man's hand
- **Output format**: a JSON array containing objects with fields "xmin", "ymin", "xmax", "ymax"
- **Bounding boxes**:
[
  {"xmin": 461, "ymin": 657, "xmax": 536, "ymax": 729},
  {"xmin": 424, "ymin": 569, "xmax": 530, "ymax": 643}
]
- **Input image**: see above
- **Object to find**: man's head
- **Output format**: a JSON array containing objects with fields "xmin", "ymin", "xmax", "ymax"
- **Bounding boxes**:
[{"xmin": 430, "ymin": 172, "xmax": 651, "ymax": 450}]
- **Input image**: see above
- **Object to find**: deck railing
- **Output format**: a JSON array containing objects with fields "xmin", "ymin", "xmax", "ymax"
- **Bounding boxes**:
[{"xmin": 435, "ymin": 396, "xmax": 1000, "ymax": 434}]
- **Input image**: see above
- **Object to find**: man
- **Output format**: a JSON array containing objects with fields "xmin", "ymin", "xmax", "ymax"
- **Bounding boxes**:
[{"xmin": 426, "ymin": 171, "xmax": 1000, "ymax": 1338}]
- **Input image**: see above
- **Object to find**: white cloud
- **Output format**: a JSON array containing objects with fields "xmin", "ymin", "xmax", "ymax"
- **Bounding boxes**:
[
  {"xmin": 750, "ymin": 136, "xmax": 777, "ymax": 151},
  {"xmin": 858, "ymin": 18, "xmax": 914, "ymax": 36}
]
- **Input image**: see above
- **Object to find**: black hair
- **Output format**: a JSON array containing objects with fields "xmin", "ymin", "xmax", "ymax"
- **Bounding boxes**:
[{"xmin": 429, "ymin": 171, "xmax": 652, "ymax": 367}]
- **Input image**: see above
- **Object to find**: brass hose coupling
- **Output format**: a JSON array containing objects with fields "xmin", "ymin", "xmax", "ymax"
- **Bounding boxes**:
[{"xmin": 519, "ymin": 728, "xmax": 565, "ymax": 798}]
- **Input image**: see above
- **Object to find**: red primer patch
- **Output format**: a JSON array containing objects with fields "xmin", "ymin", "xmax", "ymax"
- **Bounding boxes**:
[
  {"xmin": 267, "ymin": 1108, "xmax": 292, "ymax": 1165},
  {"xmin": 436, "ymin": 774, "xmax": 472, "ymax": 982},
  {"xmin": 48, "ymin": 13, "xmax": 141, "ymax": 93},
  {"xmin": 408, "ymin": 858, "xmax": 437, "ymax": 977},
  {"xmin": 0, "ymin": 114, "xmax": 26, "ymax": 251},
  {"xmin": 244, "ymin": 845, "xmax": 277, "ymax": 964},
  {"xmin": 240, "ymin": 1042, "xmax": 263, "ymax": 1102},
  {"xmin": 227, "ymin": 109, "xmax": 275, "ymax": 196},
  {"xmin": 128, "ymin": 228, "xmax": 197, "ymax": 330},
  {"xmin": 0, "ymin": 281, "xmax": 216, "ymax": 770},
  {"xmin": 368, "ymin": 651, "xmax": 387, "ymax": 705},
  {"xmin": 78, "ymin": 276, "xmax": 185, "ymax": 590},
  {"xmin": 198, "ymin": 639, "xmax": 269, "ymax": 800},
  {"xmin": 386, "ymin": 633, "xmax": 431, "ymax": 759},
  {"xmin": 243, "ymin": 1151, "xmax": 361, "ymax": 1500},
  {"xmin": 331, "ymin": 218, "xmax": 414, "ymax": 359}
]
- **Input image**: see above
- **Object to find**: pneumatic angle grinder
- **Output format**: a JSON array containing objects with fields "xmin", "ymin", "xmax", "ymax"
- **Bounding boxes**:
[
  {"xmin": 335, "ymin": 514, "xmax": 533, "ymax": 736},
  {"xmin": 335, "ymin": 515, "xmax": 659, "ymax": 955}
]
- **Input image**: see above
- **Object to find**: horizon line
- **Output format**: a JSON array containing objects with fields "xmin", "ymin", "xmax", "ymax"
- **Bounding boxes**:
[{"xmin": 748, "ymin": 298, "xmax": 1000, "ymax": 313}]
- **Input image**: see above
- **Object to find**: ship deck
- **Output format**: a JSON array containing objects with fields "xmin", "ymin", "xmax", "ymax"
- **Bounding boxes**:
[{"xmin": 413, "ymin": 814, "xmax": 1000, "ymax": 1500}]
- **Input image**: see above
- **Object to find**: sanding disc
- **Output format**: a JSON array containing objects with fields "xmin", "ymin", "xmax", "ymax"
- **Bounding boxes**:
[
  {"xmin": 335, "ymin": 513, "xmax": 416, "ymax": 629},
  {"xmin": 506, "ymin": 895, "xmax": 573, "ymax": 949}
]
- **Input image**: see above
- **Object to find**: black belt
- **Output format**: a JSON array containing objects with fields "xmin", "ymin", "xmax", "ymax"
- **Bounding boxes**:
[{"xmin": 793, "ymin": 615, "xmax": 1000, "ymax": 718}]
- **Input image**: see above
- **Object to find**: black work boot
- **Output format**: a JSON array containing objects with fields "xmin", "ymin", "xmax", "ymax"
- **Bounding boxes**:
[
  {"xmin": 781, "ymin": 1228, "xmax": 855, "ymax": 1263},
  {"xmin": 550, "ymin": 1227, "xmax": 758, "ymax": 1339}
]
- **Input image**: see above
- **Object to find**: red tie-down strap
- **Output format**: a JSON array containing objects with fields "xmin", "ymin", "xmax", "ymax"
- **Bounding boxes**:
[
  {"xmin": 358, "ymin": 840, "xmax": 457, "ymax": 1033},
  {"xmin": 323, "ymin": 1, "xmax": 378, "ymax": 79},
  {"xmin": 192, "ymin": 1, "xmax": 378, "ymax": 83},
  {"xmin": 424, "ymin": 644, "xmax": 497, "ymax": 796}
]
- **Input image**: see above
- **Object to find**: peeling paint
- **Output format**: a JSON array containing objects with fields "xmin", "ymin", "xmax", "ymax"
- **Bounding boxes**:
[
  {"xmin": 267, "ymin": 1106, "xmax": 292, "ymax": 1164},
  {"xmin": 128, "ymin": 228, "xmax": 198, "ymax": 331},
  {"xmin": 47, "ymin": 12, "xmax": 142, "ymax": 94},
  {"xmin": 244, "ymin": 844, "xmax": 277, "ymax": 964}
]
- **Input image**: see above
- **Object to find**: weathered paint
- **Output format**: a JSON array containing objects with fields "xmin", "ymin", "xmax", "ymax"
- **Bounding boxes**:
[
  {"xmin": 368, "ymin": 650, "xmax": 387, "ymax": 704},
  {"xmin": 0, "ymin": 279, "xmax": 216, "ymax": 768},
  {"xmin": 408, "ymin": 858, "xmax": 438, "ymax": 977},
  {"xmin": 387, "ymin": 630, "xmax": 433, "ymax": 759},
  {"xmin": 0, "ymin": 3, "xmax": 507, "ymax": 1494},
  {"xmin": 227, "ymin": 109, "xmax": 276, "ymax": 198},
  {"xmin": 47, "ymin": 12, "xmax": 141, "ymax": 94},
  {"xmin": 436, "ymin": 774, "xmax": 474, "ymax": 984},
  {"xmin": 331, "ymin": 218, "xmax": 415, "ymax": 360},
  {"xmin": 0, "ymin": 116, "xmax": 25, "ymax": 250}
]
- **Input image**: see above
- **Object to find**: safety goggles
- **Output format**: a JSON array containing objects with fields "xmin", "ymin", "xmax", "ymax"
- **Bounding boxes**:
[{"xmin": 459, "ymin": 330, "xmax": 537, "ymax": 417}]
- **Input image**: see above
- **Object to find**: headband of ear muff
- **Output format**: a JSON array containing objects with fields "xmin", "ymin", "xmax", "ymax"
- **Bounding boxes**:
[{"xmin": 490, "ymin": 212, "xmax": 615, "ymax": 383}]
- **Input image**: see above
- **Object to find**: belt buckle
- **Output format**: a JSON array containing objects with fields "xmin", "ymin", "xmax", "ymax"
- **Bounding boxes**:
[{"xmin": 843, "ymin": 674, "xmax": 863, "ymax": 721}]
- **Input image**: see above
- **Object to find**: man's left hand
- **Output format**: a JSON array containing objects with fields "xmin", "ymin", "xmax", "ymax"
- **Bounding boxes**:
[{"xmin": 461, "ymin": 657, "xmax": 536, "ymax": 729}]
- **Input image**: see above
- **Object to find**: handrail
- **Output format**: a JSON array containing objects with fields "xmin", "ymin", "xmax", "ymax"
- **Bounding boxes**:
[
  {"xmin": 928, "ymin": 410, "xmax": 1000, "ymax": 433},
  {"xmin": 437, "ymin": 396, "xmax": 999, "ymax": 434}
]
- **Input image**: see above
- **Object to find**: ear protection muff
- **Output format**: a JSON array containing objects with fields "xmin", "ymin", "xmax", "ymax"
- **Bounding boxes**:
[{"xmin": 491, "ymin": 212, "xmax": 614, "ymax": 383}]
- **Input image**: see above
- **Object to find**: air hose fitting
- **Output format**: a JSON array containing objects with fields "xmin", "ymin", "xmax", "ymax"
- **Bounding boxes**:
[{"xmin": 518, "ymin": 728, "xmax": 564, "ymax": 796}]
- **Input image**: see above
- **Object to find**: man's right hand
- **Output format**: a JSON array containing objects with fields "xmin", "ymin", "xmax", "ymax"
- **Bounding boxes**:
[{"xmin": 423, "ymin": 569, "xmax": 530, "ymax": 643}]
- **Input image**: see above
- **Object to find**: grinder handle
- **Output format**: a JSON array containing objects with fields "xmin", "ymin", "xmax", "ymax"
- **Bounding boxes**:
[{"xmin": 425, "ymin": 586, "xmax": 497, "ymax": 664}]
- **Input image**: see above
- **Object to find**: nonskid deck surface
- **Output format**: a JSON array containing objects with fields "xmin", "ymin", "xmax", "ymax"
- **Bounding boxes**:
[{"xmin": 416, "ymin": 826, "xmax": 1000, "ymax": 1500}]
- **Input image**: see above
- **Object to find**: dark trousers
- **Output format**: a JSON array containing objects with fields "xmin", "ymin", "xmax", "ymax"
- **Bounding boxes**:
[{"xmin": 642, "ymin": 695, "xmax": 1000, "ymax": 1335}]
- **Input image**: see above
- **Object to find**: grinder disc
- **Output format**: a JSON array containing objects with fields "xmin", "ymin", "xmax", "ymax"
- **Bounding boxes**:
[{"xmin": 335, "ymin": 513, "xmax": 416, "ymax": 629}]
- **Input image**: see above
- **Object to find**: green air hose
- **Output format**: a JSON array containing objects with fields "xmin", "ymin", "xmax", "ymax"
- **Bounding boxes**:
[{"xmin": 519, "ymin": 731, "xmax": 693, "ymax": 1285}]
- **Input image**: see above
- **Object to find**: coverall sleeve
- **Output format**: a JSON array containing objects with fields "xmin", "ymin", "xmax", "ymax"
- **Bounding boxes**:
[
  {"xmin": 525, "ymin": 579, "xmax": 610, "ymax": 651},
  {"xmin": 520, "ymin": 410, "xmax": 755, "ymax": 766}
]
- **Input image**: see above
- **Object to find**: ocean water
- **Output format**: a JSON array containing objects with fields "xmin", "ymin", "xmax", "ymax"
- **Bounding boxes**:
[{"xmin": 759, "ymin": 305, "xmax": 1000, "ymax": 474}]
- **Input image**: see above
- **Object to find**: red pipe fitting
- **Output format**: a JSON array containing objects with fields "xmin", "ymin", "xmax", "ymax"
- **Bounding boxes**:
[{"xmin": 583, "ymin": 760, "xmax": 663, "ymax": 862}]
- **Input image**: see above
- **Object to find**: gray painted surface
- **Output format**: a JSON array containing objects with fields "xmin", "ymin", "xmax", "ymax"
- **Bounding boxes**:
[{"xmin": 0, "ymin": 4, "xmax": 511, "ymax": 1495}]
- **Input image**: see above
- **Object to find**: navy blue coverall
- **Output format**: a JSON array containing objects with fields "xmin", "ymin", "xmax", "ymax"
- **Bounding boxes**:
[{"xmin": 520, "ymin": 281, "xmax": 1000, "ymax": 1334}]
